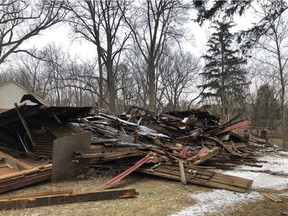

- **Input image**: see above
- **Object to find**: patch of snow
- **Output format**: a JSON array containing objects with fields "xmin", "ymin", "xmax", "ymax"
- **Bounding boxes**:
[
  {"xmin": 171, "ymin": 190, "xmax": 262, "ymax": 216},
  {"xmin": 239, "ymin": 154, "xmax": 288, "ymax": 174},
  {"xmin": 172, "ymin": 153, "xmax": 288, "ymax": 216}
]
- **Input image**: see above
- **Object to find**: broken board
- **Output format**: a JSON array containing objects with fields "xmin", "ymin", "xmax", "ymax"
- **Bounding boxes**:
[{"xmin": 136, "ymin": 164, "xmax": 253, "ymax": 193}]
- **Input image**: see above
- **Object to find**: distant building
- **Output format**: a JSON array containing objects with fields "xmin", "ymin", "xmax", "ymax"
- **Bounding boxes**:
[{"xmin": 0, "ymin": 81, "xmax": 49, "ymax": 112}]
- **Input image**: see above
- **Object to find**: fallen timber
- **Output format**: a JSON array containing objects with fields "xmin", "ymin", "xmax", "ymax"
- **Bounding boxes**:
[
  {"xmin": 136, "ymin": 164, "xmax": 253, "ymax": 193},
  {"xmin": 0, "ymin": 102, "xmax": 274, "ymax": 211},
  {"xmin": 75, "ymin": 107, "xmax": 264, "ymax": 193},
  {"xmin": 0, "ymin": 164, "xmax": 52, "ymax": 194},
  {"xmin": 0, "ymin": 188, "xmax": 138, "ymax": 211}
]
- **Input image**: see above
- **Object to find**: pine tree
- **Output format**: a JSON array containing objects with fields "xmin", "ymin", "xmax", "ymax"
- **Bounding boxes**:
[
  {"xmin": 252, "ymin": 84, "xmax": 280, "ymax": 130},
  {"xmin": 199, "ymin": 20, "xmax": 248, "ymax": 121}
]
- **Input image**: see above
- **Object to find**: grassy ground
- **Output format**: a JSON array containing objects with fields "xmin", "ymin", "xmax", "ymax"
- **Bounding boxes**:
[
  {"xmin": 0, "ymin": 173, "xmax": 206, "ymax": 216},
  {"xmin": 1, "ymin": 173, "xmax": 288, "ymax": 216}
]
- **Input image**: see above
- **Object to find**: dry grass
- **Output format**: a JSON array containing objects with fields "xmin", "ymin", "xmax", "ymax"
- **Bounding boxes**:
[
  {"xmin": 0, "ymin": 173, "xmax": 205, "ymax": 216},
  {"xmin": 1, "ymin": 173, "xmax": 288, "ymax": 216}
]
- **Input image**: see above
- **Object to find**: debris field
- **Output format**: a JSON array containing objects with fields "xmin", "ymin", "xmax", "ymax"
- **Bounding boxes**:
[{"xmin": 0, "ymin": 97, "xmax": 278, "ymax": 211}]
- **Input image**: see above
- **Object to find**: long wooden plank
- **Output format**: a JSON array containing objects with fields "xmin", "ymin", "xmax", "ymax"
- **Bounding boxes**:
[
  {"xmin": 153, "ymin": 166, "xmax": 251, "ymax": 189},
  {"xmin": 0, "ymin": 189, "xmax": 73, "ymax": 200},
  {"xmin": 0, "ymin": 171, "xmax": 51, "ymax": 194},
  {"xmin": 0, "ymin": 189, "xmax": 138, "ymax": 211},
  {"xmin": 98, "ymin": 152, "xmax": 153, "ymax": 191},
  {"xmin": 136, "ymin": 165, "xmax": 253, "ymax": 193},
  {"xmin": 14, "ymin": 103, "xmax": 36, "ymax": 148}
]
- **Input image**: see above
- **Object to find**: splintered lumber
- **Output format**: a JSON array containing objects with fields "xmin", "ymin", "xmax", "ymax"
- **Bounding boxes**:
[
  {"xmin": 206, "ymin": 137, "xmax": 241, "ymax": 157},
  {"xmin": 0, "ymin": 189, "xmax": 73, "ymax": 200},
  {"xmin": 136, "ymin": 164, "xmax": 253, "ymax": 193},
  {"xmin": 188, "ymin": 147, "xmax": 219, "ymax": 165},
  {"xmin": 208, "ymin": 120, "xmax": 251, "ymax": 136},
  {"xmin": 0, "ymin": 170, "xmax": 51, "ymax": 194},
  {"xmin": 179, "ymin": 159, "xmax": 186, "ymax": 184},
  {"xmin": 0, "ymin": 151, "xmax": 34, "ymax": 170},
  {"xmin": 0, "ymin": 188, "xmax": 138, "ymax": 210},
  {"xmin": 0, "ymin": 164, "xmax": 51, "ymax": 182},
  {"xmin": 98, "ymin": 152, "xmax": 154, "ymax": 191},
  {"xmin": 0, "ymin": 164, "xmax": 52, "ymax": 194},
  {"xmin": 262, "ymin": 193, "xmax": 283, "ymax": 203},
  {"xmin": 14, "ymin": 103, "xmax": 36, "ymax": 148}
]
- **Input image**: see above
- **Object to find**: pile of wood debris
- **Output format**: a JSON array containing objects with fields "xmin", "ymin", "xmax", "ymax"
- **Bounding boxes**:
[
  {"xmin": 76, "ymin": 105, "xmax": 270, "ymax": 193},
  {"xmin": 0, "ymin": 103, "xmax": 274, "ymax": 210}
]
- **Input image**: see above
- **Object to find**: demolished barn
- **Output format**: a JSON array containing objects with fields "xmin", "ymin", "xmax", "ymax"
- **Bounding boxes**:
[{"xmin": 0, "ymin": 101, "xmax": 276, "ymax": 210}]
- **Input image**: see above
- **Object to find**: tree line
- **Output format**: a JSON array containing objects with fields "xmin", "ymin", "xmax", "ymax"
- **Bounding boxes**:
[{"xmin": 0, "ymin": 0, "xmax": 288, "ymax": 146}]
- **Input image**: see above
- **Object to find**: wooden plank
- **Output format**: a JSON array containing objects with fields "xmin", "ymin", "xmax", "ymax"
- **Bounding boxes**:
[
  {"xmin": 188, "ymin": 147, "xmax": 219, "ymax": 165},
  {"xmin": 213, "ymin": 120, "xmax": 251, "ymax": 135},
  {"xmin": 14, "ymin": 103, "xmax": 36, "ymax": 148},
  {"xmin": 262, "ymin": 193, "xmax": 283, "ymax": 203},
  {"xmin": 136, "ymin": 164, "xmax": 253, "ymax": 193},
  {"xmin": 179, "ymin": 160, "xmax": 186, "ymax": 184},
  {"xmin": 206, "ymin": 137, "xmax": 241, "ymax": 157},
  {"xmin": 98, "ymin": 152, "xmax": 154, "ymax": 191},
  {"xmin": 0, "ymin": 164, "xmax": 51, "ymax": 182},
  {"xmin": 0, "ymin": 189, "xmax": 73, "ymax": 200},
  {"xmin": 0, "ymin": 189, "xmax": 138, "ymax": 210},
  {"xmin": 0, "ymin": 151, "xmax": 34, "ymax": 170},
  {"xmin": 0, "ymin": 171, "xmax": 52, "ymax": 194}
]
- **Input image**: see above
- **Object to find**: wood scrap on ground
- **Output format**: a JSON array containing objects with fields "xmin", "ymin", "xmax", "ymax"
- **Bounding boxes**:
[
  {"xmin": 0, "ymin": 188, "xmax": 138, "ymax": 211},
  {"xmin": 0, "ymin": 103, "xmax": 278, "ymax": 210},
  {"xmin": 262, "ymin": 193, "xmax": 283, "ymax": 203}
]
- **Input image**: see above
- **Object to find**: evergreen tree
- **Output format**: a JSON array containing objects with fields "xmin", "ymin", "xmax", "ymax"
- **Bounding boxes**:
[
  {"xmin": 199, "ymin": 20, "xmax": 248, "ymax": 121},
  {"xmin": 252, "ymin": 84, "xmax": 280, "ymax": 130}
]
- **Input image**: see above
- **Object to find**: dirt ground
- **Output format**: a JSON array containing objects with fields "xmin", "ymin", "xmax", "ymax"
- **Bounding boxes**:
[{"xmin": 1, "ymin": 171, "xmax": 288, "ymax": 216}]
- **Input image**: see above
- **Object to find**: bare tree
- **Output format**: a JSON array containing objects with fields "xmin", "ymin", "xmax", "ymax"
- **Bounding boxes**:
[
  {"xmin": 115, "ymin": 62, "xmax": 138, "ymax": 112},
  {"xmin": 123, "ymin": 0, "xmax": 191, "ymax": 110},
  {"xmin": 67, "ymin": 0, "xmax": 130, "ymax": 113},
  {"xmin": 0, "ymin": 0, "xmax": 67, "ymax": 64},
  {"xmin": 158, "ymin": 50, "xmax": 200, "ymax": 111},
  {"xmin": 254, "ymin": 11, "xmax": 288, "ymax": 148},
  {"xmin": 6, "ymin": 53, "xmax": 47, "ymax": 98}
]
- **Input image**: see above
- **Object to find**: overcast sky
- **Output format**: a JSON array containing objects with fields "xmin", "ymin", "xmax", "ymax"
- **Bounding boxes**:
[{"xmin": 21, "ymin": 5, "xmax": 260, "ymax": 62}]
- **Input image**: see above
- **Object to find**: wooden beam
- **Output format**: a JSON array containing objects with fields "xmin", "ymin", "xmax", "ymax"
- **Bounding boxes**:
[
  {"xmin": 97, "ymin": 152, "xmax": 154, "ymax": 191},
  {"xmin": 0, "ymin": 189, "xmax": 73, "ymax": 200},
  {"xmin": 179, "ymin": 160, "xmax": 186, "ymax": 184},
  {"xmin": 0, "ymin": 164, "xmax": 51, "ymax": 181},
  {"xmin": 14, "ymin": 103, "xmax": 36, "ymax": 148},
  {"xmin": 0, "ymin": 189, "xmax": 138, "ymax": 210},
  {"xmin": 0, "ymin": 151, "xmax": 34, "ymax": 170},
  {"xmin": 0, "ymin": 171, "xmax": 51, "ymax": 194},
  {"xmin": 135, "ymin": 164, "xmax": 253, "ymax": 193}
]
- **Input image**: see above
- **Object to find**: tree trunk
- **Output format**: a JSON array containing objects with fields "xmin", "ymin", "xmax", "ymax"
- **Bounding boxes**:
[
  {"xmin": 280, "ymin": 69, "xmax": 287, "ymax": 149},
  {"xmin": 97, "ymin": 52, "xmax": 104, "ymax": 108},
  {"xmin": 107, "ymin": 59, "xmax": 116, "ymax": 113},
  {"xmin": 275, "ymin": 28, "xmax": 288, "ymax": 149},
  {"xmin": 148, "ymin": 60, "xmax": 156, "ymax": 111}
]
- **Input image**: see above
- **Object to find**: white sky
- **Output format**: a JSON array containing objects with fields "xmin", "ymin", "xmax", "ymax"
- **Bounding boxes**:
[
  {"xmin": 24, "ymin": 23, "xmax": 97, "ymax": 60},
  {"xmin": 21, "ymin": 5, "xmax": 260, "ymax": 61}
]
